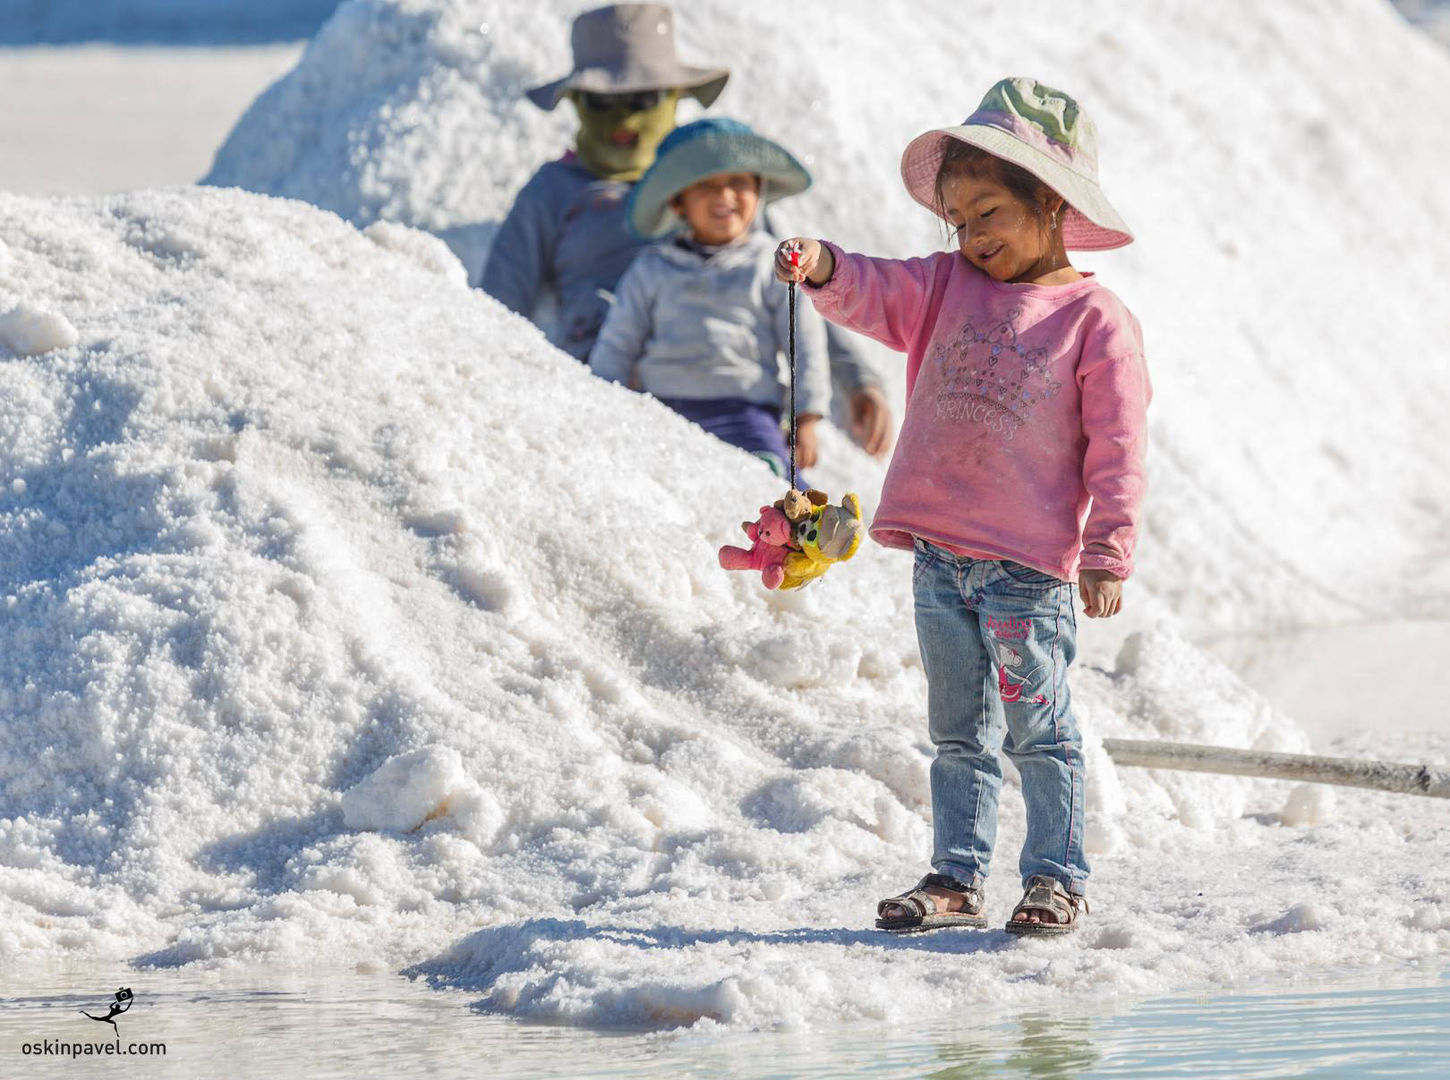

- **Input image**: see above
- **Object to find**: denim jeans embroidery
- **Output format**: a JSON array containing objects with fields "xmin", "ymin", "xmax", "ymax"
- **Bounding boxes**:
[{"xmin": 991, "ymin": 641, "xmax": 1049, "ymax": 705}]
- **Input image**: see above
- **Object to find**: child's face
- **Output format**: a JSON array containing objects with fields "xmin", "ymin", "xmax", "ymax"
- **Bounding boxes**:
[
  {"xmin": 940, "ymin": 173, "xmax": 1061, "ymax": 283},
  {"xmin": 672, "ymin": 172, "xmax": 761, "ymax": 246}
]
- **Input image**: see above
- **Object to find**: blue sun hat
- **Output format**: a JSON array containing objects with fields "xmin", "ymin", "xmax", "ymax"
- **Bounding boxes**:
[{"xmin": 626, "ymin": 118, "xmax": 812, "ymax": 238}]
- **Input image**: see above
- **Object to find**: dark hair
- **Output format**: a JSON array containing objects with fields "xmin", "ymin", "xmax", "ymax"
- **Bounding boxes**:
[{"xmin": 932, "ymin": 140, "xmax": 1061, "ymax": 229}]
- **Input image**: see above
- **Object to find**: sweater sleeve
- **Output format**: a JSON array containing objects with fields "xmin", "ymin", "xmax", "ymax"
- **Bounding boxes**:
[
  {"xmin": 1076, "ymin": 309, "xmax": 1151, "ymax": 579},
  {"xmin": 587, "ymin": 254, "xmax": 653, "ymax": 386},
  {"xmin": 803, "ymin": 242, "xmax": 938, "ymax": 353},
  {"xmin": 480, "ymin": 169, "xmax": 555, "ymax": 316}
]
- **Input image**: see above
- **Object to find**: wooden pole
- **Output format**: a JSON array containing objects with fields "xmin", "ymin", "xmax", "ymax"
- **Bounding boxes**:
[{"xmin": 1101, "ymin": 738, "xmax": 1450, "ymax": 799}]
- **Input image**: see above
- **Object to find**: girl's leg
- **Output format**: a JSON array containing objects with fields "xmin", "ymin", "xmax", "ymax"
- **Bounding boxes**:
[
  {"xmin": 978, "ymin": 562, "xmax": 1089, "ymax": 896},
  {"xmin": 912, "ymin": 541, "xmax": 1003, "ymax": 887}
]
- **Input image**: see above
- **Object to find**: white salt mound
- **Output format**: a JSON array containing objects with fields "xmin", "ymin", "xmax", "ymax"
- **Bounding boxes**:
[
  {"xmin": 362, "ymin": 220, "xmax": 468, "ymax": 286},
  {"xmin": 0, "ymin": 303, "xmax": 79, "ymax": 357},
  {"xmin": 1254, "ymin": 902, "xmax": 1329, "ymax": 935},
  {"xmin": 341, "ymin": 745, "xmax": 474, "ymax": 833},
  {"xmin": 1281, "ymin": 782, "xmax": 1337, "ymax": 827}
]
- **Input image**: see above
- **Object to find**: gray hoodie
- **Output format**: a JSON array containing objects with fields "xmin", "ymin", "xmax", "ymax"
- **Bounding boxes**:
[
  {"xmin": 481, "ymin": 154, "xmax": 879, "ymax": 399},
  {"xmin": 588, "ymin": 231, "xmax": 830, "ymax": 417}
]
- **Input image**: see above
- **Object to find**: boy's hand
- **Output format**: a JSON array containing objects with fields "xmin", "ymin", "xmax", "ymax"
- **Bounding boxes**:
[
  {"xmin": 849, "ymin": 386, "xmax": 893, "ymax": 458},
  {"xmin": 774, "ymin": 238, "xmax": 834, "ymax": 286},
  {"xmin": 1078, "ymin": 569, "xmax": 1123, "ymax": 618},
  {"xmin": 794, "ymin": 414, "xmax": 821, "ymax": 468}
]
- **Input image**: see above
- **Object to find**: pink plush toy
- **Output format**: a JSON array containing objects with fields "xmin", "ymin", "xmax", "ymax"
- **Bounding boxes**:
[{"xmin": 718, "ymin": 506, "xmax": 797, "ymax": 590}]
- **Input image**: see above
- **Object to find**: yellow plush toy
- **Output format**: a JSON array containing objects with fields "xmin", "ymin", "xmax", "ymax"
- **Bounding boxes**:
[{"xmin": 778, "ymin": 492, "xmax": 864, "ymax": 590}]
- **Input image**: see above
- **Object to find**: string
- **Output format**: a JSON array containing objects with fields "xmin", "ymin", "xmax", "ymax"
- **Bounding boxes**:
[
  {"xmin": 786, "ymin": 241, "xmax": 801, "ymax": 491},
  {"xmin": 788, "ymin": 274, "xmax": 797, "ymax": 490}
]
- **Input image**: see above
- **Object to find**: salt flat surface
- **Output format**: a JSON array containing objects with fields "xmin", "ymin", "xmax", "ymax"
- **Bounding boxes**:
[
  {"xmin": 1, "ymin": 0, "xmax": 1448, "ymax": 1036},
  {"xmin": 0, "ymin": 44, "xmax": 302, "ymax": 196},
  {"xmin": 0, "ymin": 0, "xmax": 337, "ymax": 44},
  {"xmin": 1206, "ymin": 620, "xmax": 1450, "ymax": 743}
]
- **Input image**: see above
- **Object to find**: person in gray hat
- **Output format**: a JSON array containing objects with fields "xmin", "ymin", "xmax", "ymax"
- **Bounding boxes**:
[{"xmin": 481, "ymin": 2, "xmax": 893, "ymax": 457}]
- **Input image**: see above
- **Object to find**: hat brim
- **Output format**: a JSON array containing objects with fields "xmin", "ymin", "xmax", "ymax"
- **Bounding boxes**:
[
  {"xmin": 900, "ymin": 126, "xmax": 1133, "ymax": 251},
  {"xmin": 526, "ymin": 65, "xmax": 730, "ymax": 111},
  {"xmin": 627, "ymin": 130, "xmax": 811, "ymax": 238}
]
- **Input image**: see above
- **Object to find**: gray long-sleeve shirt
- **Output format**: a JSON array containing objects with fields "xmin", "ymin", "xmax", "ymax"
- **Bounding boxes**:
[
  {"xmin": 480, "ymin": 153, "xmax": 881, "ymax": 396},
  {"xmin": 588, "ymin": 232, "xmax": 831, "ymax": 417}
]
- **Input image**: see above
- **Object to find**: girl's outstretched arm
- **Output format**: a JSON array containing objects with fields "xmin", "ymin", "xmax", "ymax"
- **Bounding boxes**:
[{"xmin": 775, "ymin": 238, "xmax": 940, "ymax": 354}]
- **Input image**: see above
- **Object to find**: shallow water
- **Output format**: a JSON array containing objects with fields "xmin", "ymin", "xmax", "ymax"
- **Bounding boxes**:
[{"xmin": 2, "ymin": 962, "xmax": 1445, "ymax": 1078}]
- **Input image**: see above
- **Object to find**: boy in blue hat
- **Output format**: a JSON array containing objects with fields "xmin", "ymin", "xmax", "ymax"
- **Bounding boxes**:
[{"xmin": 588, "ymin": 118, "xmax": 830, "ymax": 475}]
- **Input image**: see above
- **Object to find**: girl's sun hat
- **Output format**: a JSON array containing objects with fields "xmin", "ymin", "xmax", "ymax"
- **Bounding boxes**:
[
  {"xmin": 900, "ymin": 77, "xmax": 1133, "ymax": 251},
  {"xmin": 627, "ymin": 118, "xmax": 811, "ymax": 238}
]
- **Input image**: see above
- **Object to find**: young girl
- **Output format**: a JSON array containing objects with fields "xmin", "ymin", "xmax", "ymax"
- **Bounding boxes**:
[
  {"xmin": 776, "ymin": 77, "xmax": 1150, "ymax": 935},
  {"xmin": 591, "ymin": 117, "xmax": 830, "ymax": 477}
]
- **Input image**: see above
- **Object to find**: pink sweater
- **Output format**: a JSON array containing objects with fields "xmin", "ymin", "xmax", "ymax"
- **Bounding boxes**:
[{"xmin": 807, "ymin": 244, "xmax": 1150, "ymax": 580}]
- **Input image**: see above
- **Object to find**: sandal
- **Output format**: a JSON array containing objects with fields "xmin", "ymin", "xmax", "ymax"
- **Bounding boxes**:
[
  {"xmin": 1004, "ymin": 875, "xmax": 1089, "ymax": 937},
  {"xmin": 875, "ymin": 872, "xmax": 988, "ymax": 932}
]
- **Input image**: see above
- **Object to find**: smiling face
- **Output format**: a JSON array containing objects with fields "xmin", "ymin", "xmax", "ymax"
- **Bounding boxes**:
[
  {"xmin": 939, "ymin": 171, "xmax": 1071, "ymax": 284},
  {"xmin": 671, "ymin": 172, "xmax": 761, "ymax": 245}
]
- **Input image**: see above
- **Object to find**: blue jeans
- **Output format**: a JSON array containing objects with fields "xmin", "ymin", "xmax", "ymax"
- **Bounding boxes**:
[{"xmin": 912, "ymin": 538, "xmax": 1089, "ymax": 896}]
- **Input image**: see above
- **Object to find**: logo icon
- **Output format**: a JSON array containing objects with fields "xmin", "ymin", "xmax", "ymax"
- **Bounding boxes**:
[{"xmin": 80, "ymin": 987, "xmax": 133, "ymax": 1036}]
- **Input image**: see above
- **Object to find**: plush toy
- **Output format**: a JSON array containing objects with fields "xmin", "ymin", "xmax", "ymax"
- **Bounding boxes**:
[
  {"xmin": 778, "ymin": 492, "xmax": 864, "ymax": 590},
  {"xmin": 775, "ymin": 488, "xmax": 826, "ymax": 524},
  {"xmin": 718, "ymin": 505, "xmax": 797, "ymax": 589}
]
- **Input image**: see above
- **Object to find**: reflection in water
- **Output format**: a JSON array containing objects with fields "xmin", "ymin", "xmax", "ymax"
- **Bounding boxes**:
[
  {"xmin": 0, "ymin": 964, "xmax": 1445, "ymax": 1078},
  {"xmin": 929, "ymin": 1015, "xmax": 1099, "ymax": 1080}
]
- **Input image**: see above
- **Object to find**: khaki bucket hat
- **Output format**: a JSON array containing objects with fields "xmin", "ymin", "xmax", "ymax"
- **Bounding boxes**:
[
  {"xmin": 900, "ymin": 77, "xmax": 1133, "ymax": 251},
  {"xmin": 526, "ymin": 3, "xmax": 730, "ymax": 111}
]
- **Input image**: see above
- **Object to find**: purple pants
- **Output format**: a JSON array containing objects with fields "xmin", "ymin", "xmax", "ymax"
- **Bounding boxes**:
[{"xmin": 658, "ymin": 396, "xmax": 800, "ymax": 481}]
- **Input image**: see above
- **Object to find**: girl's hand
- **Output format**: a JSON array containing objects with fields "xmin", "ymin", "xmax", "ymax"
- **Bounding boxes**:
[
  {"xmin": 794, "ymin": 414, "xmax": 821, "ymax": 468},
  {"xmin": 774, "ymin": 238, "xmax": 834, "ymax": 286},
  {"xmin": 1078, "ymin": 570, "xmax": 1123, "ymax": 618}
]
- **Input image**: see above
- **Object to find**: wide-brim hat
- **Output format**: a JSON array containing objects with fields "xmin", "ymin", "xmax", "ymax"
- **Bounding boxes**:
[
  {"xmin": 900, "ymin": 77, "xmax": 1133, "ymax": 251},
  {"xmin": 627, "ymin": 118, "xmax": 811, "ymax": 238},
  {"xmin": 527, "ymin": 3, "xmax": 730, "ymax": 111}
]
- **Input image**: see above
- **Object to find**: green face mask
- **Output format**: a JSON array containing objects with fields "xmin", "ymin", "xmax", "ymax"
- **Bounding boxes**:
[{"xmin": 571, "ymin": 90, "xmax": 680, "ymax": 182}]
